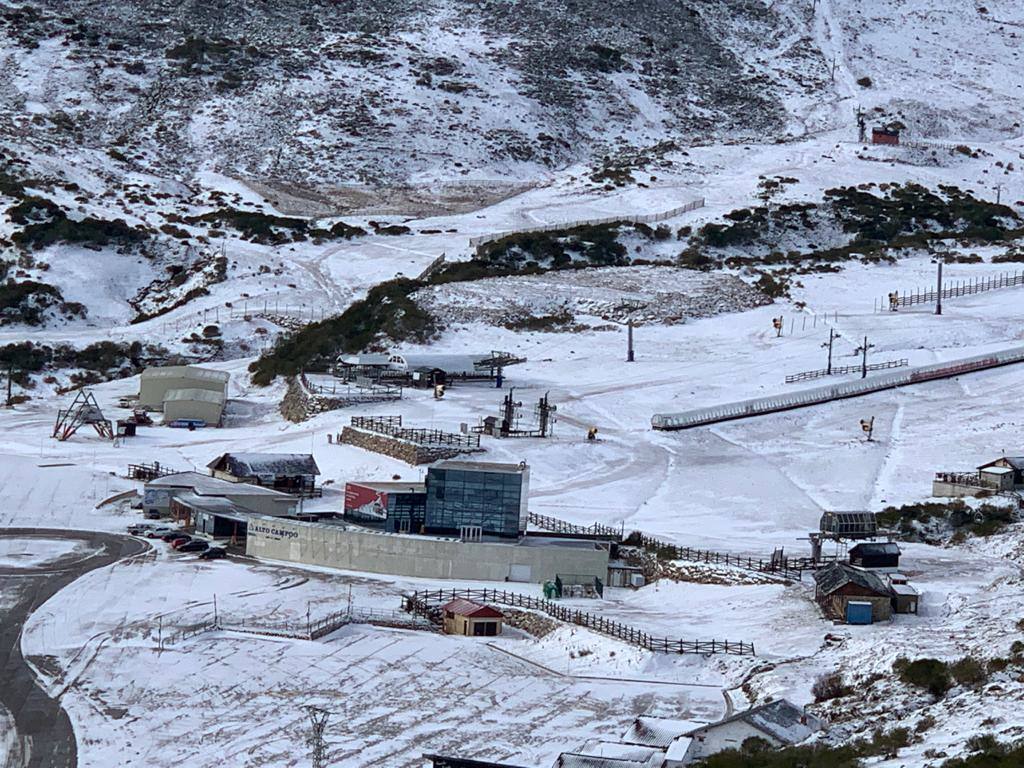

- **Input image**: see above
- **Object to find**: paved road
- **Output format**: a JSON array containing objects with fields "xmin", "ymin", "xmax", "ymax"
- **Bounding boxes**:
[{"xmin": 0, "ymin": 528, "xmax": 149, "ymax": 768}]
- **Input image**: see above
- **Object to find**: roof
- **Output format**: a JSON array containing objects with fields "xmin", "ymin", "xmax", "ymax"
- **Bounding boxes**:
[
  {"xmin": 691, "ymin": 699, "xmax": 818, "ymax": 746},
  {"xmin": 208, "ymin": 452, "xmax": 320, "ymax": 477},
  {"xmin": 422, "ymin": 756, "xmax": 531, "ymax": 768},
  {"xmin": 432, "ymin": 460, "xmax": 528, "ymax": 474},
  {"xmin": 850, "ymin": 542, "xmax": 900, "ymax": 556},
  {"xmin": 813, "ymin": 562, "xmax": 892, "ymax": 597},
  {"xmin": 980, "ymin": 465, "xmax": 1014, "ymax": 475},
  {"xmin": 620, "ymin": 716, "xmax": 705, "ymax": 748},
  {"xmin": 163, "ymin": 388, "xmax": 226, "ymax": 404},
  {"xmin": 142, "ymin": 365, "xmax": 230, "ymax": 383},
  {"xmin": 555, "ymin": 754, "xmax": 652, "ymax": 768},
  {"xmin": 980, "ymin": 456, "xmax": 1024, "ymax": 470},
  {"xmin": 347, "ymin": 481, "xmax": 426, "ymax": 494},
  {"xmin": 577, "ymin": 741, "xmax": 663, "ymax": 766},
  {"xmin": 146, "ymin": 472, "xmax": 294, "ymax": 498},
  {"xmin": 891, "ymin": 583, "xmax": 919, "ymax": 596},
  {"xmin": 172, "ymin": 493, "xmax": 258, "ymax": 522},
  {"xmin": 442, "ymin": 598, "xmax": 504, "ymax": 619}
]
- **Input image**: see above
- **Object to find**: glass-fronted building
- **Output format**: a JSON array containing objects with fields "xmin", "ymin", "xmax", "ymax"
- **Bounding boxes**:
[
  {"xmin": 424, "ymin": 461, "xmax": 529, "ymax": 538},
  {"xmin": 343, "ymin": 481, "xmax": 427, "ymax": 533}
]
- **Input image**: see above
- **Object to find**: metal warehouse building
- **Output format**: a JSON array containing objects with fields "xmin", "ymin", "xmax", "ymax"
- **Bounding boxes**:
[
  {"xmin": 139, "ymin": 365, "xmax": 229, "ymax": 410},
  {"xmin": 162, "ymin": 387, "xmax": 227, "ymax": 426}
]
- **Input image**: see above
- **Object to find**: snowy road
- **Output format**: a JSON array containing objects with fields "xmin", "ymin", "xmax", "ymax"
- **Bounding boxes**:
[{"xmin": 0, "ymin": 529, "xmax": 150, "ymax": 768}]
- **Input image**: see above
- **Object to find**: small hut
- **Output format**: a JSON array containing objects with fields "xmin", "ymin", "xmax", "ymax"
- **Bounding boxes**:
[{"xmin": 441, "ymin": 598, "xmax": 503, "ymax": 636}]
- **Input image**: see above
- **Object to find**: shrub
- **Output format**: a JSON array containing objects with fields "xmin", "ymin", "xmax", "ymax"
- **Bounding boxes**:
[
  {"xmin": 894, "ymin": 657, "xmax": 952, "ymax": 697},
  {"xmin": 856, "ymin": 76, "xmax": 873, "ymax": 87},
  {"xmin": 249, "ymin": 277, "xmax": 434, "ymax": 385},
  {"xmin": 812, "ymin": 671, "xmax": 851, "ymax": 702},
  {"xmin": 949, "ymin": 656, "xmax": 987, "ymax": 688}
]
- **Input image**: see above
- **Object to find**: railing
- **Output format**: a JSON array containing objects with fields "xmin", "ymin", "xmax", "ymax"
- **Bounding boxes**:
[
  {"xmin": 300, "ymin": 372, "xmax": 402, "ymax": 402},
  {"xmin": 785, "ymin": 358, "xmax": 909, "ymax": 384},
  {"xmin": 128, "ymin": 462, "xmax": 180, "ymax": 481},
  {"xmin": 882, "ymin": 270, "xmax": 1024, "ymax": 310},
  {"xmin": 654, "ymin": 345, "xmax": 1024, "ymax": 430},
  {"xmin": 217, "ymin": 607, "xmax": 434, "ymax": 640},
  {"xmin": 629, "ymin": 533, "xmax": 805, "ymax": 581},
  {"xmin": 404, "ymin": 588, "xmax": 754, "ymax": 656},
  {"xmin": 468, "ymin": 199, "xmax": 705, "ymax": 248},
  {"xmin": 349, "ymin": 415, "xmax": 481, "ymax": 448},
  {"xmin": 527, "ymin": 512, "xmax": 621, "ymax": 538},
  {"xmin": 528, "ymin": 512, "xmax": 808, "ymax": 580},
  {"xmin": 934, "ymin": 471, "xmax": 985, "ymax": 488}
]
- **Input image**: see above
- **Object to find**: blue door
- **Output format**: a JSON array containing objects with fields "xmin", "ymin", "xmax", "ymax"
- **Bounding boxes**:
[{"xmin": 846, "ymin": 601, "xmax": 873, "ymax": 625}]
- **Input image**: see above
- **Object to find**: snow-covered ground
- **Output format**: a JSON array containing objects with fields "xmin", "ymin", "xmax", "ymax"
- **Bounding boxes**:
[{"xmin": 2, "ymin": 0, "xmax": 1024, "ymax": 762}]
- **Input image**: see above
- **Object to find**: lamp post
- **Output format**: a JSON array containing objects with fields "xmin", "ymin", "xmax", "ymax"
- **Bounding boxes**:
[{"xmin": 933, "ymin": 257, "xmax": 943, "ymax": 316}]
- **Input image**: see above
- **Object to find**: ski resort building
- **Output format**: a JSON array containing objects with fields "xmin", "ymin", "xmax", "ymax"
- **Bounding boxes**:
[
  {"xmin": 143, "ymin": 472, "xmax": 299, "ymax": 519},
  {"xmin": 138, "ymin": 365, "xmax": 230, "ymax": 425},
  {"xmin": 245, "ymin": 514, "xmax": 611, "ymax": 583},
  {"xmin": 343, "ymin": 481, "xmax": 427, "ymax": 531},
  {"xmin": 344, "ymin": 460, "xmax": 529, "ymax": 538},
  {"xmin": 207, "ymin": 452, "xmax": 320, "ymax": 496},
  {"xmin": 665, "ymin": 700, "xmax": 820, "ymax": 766},
  {"xmin": 813, "ymin": 562, "xmax": 893, "ymax": 623},
  {"xmin": 933, "ymin": 455, "xmax": 1024, "ymax": 497}
]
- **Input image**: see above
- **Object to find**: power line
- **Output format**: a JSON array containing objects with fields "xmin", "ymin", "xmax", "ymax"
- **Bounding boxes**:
[{"xmin": 305, "ymin": 706, "xmax": 331, "ymax": 768}]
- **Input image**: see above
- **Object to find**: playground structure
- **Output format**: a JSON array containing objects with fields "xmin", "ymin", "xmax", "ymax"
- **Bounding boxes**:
[{"xmin": 53, "ymin": 389, "xmax": 114, "ymax": 441}]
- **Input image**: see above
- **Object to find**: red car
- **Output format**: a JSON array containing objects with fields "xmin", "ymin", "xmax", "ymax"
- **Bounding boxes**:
[{"xmin": 170, "ymin": 536, "xmax": 194, "ymax": 549}]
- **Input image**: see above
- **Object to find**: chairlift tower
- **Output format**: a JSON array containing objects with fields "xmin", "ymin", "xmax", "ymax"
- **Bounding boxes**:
[
  {"xmin": 52, "ymin": 389, "xmax": 114, "ymax": 441},
  {"xmin": 500, "ymin": 387, "xmax": 524, "ymax": 437},
  {"xmin": 534, "ymin": 392, "xmax": 557, "ymax": 437}
]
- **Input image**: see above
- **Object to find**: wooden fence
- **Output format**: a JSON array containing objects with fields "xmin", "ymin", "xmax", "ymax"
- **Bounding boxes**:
[
  {"xmin": 881, "ymin": 270, "xmax": 1024, "ymax": 310},
  {"xmin": 526, "ymin": 512, "xmax": 621, "ymax": 538},
  {"xmin": 128, "ymin": 462, "xmax": 180, "ymax": 481},
  {"xmin": 785, "ymin": 358, "xmax": 909, "ymax": 384},
  {"xmin": 528, "ymin": 512, "xmax": 808, "ymax": 580},
  {"xmin": 350, "ymin": 415, "xmax": 481, "ymax": 448},
  {"xmin": 404, "ymin": 588, "xmax": 754, "ymax": 656},
  {"xmin": 630, "ymin": 533, "xmax": 805, "ymax": 581}
]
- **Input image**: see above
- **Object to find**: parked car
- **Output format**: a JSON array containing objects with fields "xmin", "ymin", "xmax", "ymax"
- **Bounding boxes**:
[
  {"xmin": 127, "ymin": 523, "xmax": 157, "ymax": 535},
  {"xmin": 161, "ymin": 531, "xmax": 189, "ymax": 543},
  {"xmin": 198, "ymin": 547, "xmax": 227, "ymax": 560},
  {"xmin": 170, "ymin": 536, "xmax": 196, "ymax": 549},
  {"xmin": 167, "ymin": 418, "xmax": 206, "ymax": 430},
  {"xmin": 176, "ymin": 540, "xmax": 209, "ymax": 553},
  {"xmin": 145, "ymin": 527, "xmax": 175, "ymax": 539},
  {"xmin": 144, "ymin": 509, "xmax": 162, "ymax": 520}
]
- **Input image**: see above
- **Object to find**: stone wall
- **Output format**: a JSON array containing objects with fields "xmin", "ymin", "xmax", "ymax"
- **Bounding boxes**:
[
  {"xmin": 281, "ymin": 376, "xmax": 400, "ymax": 423},
  {"xmin": 340, "ymin": 425, "xmax": 471, "ymax": 465}
]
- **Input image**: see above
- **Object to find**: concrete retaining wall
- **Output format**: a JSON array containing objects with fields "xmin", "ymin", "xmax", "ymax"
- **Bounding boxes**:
[
  {"xmin": 932, "ymin": 481, "xmax": 989, "ymax": 498},
  {"xmin": 245, "ymin": 515, "xmax": 610, "ymax": 582}
]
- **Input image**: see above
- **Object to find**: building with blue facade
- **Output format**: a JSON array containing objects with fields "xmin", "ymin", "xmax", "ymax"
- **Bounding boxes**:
[{"xmin": 424, "ymin": 460, "xmax": 529, "ymax": 539}]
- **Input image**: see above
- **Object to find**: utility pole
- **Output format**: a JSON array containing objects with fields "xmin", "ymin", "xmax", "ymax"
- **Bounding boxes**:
[
  {"xmin": 934, "ymin": 258, "xmax": 943, "ymax": 315},
  {"xmin": 995, "ymin": 183, "xmax": 1003, "ymax": 205},
  {"xmin": 822, "ymin": 328, "xmax": 841, "ymax": 375},
  {"xmin": 626, "ymin": 319, "xmax": 635, "ymax": 362},
  {"xmin": 306, "ymin": 707, "xmax": 331, "ymax": 768},
  {"xmin": 855, "ymin": 336, "xmax": 875, "ymax": 378}
]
